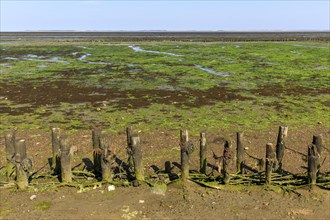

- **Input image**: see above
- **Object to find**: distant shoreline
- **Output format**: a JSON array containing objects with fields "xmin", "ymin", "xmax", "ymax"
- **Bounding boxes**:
[{"xmin": 1, "ymin": 31, "xmax": 329, "ymax": 42}]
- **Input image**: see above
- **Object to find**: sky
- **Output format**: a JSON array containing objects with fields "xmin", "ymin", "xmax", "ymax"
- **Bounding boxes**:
[{"xmin": 1, "ymin": 0, "xmax": 329, "ymax": 31}]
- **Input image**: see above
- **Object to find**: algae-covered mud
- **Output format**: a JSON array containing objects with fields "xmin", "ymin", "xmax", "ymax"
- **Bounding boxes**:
[{"xmin": 0, "ymin": 35, "xmax": 329, "ymax": 133}]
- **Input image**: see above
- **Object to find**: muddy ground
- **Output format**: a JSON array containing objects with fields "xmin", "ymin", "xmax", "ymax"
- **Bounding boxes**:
[
  {"xmin": 0, "ymin": 127, "xmax": 329, "ymax": 219},
  {"xmin": 1, "ymin": 182, "xmax": 329, "ymax": 220}
]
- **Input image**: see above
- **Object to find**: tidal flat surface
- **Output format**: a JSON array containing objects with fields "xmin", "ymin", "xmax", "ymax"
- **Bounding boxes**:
[{"xmin": 0, "ymin": 38, "xmax": 329, "ymax": 133}]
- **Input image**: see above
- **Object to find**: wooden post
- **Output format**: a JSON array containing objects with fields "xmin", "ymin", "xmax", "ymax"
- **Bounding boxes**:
[
  {"xmin": 51, "ymin": 128, "xmax": 61, "ymax": 174},
  {"xmin": 126, "ymin": 126, "xmax": 134, "ymax": 171},
  {"xmin": 275, "ymin": 126, "xmax": 288, "ymax": 172},
  {"xmin": 180, "ymin": 129, "xmax": 192, "ymax": 181},
  {"xmin": 15, "ymin": 139, "xmax": 29, "ymax": 190},
  {"xmin": 223, "ymin": 140, "xmax": 233, "ymax": 184},
  {"xmin": 236, "ymin": 132, "xmax": 244, "ymax": 173},
  {"xmin": 199, "ymin": 131, "xmax": 207, "ymax": 174},
  {"xmin": 266, "ymin": 143, "xmax": 276, "ymax": 184},
  {"xmin": 312, "ymin": 134, "xmax": 323, "ymax": 175},
  {"xmin": 60, "ymin": 135, "xmax": 72, "ymax": 183},
  {"xmin": 130, "ymin": 134, "xmax": 144, "ymax": 182},
  {"xmin": 126, "ymin": 126, "xmax": 132, "ymax": 146},
  {"xmin": 99, "ymin": 134, "xmax": 114, "ymax": 182},
  {"xmin": 308, "ymin": 144, "xmax": 319, "ymax": 186},
  {"xmin": 92, "ymin": 128, "xmax": 102, "ymax": 176},
  {"xmin": 312, "ymin": 134, "xmax": 323, "ymax": 157},
  {"xmin": 5, "ymin": 131, "xmax": 16, "ymax": 180}
]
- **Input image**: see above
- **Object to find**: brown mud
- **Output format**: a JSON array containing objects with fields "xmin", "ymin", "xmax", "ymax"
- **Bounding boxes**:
[
  {"xmin": 1, "ymin": 79, "xmax": 329, "ymax": 115},
  {"xmin": 1, "ymin": 183, "xmax": 329, "ymax": 220},
  {"xmin": 0, "ymin": 79, "xmax": 250, "ymax": 115}
]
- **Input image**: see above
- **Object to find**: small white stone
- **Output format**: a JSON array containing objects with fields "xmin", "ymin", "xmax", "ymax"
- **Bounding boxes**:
[
  {"xmin": 244, "ymin": 147, "xmax": 249, "ymax": 150},
  {"xmin": 139, "ymin": 200, "xmax": 145, "ymax": 204},
  {"xmin": 30, "ymin": 195, "xmax": 37, "ymax": 200},
  {"xmin": 108, "ymin": 185, "xmax": 115, "ymax": 191}
]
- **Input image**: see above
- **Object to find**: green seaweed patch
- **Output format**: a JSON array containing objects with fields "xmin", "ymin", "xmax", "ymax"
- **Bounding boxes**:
[{"xmin": 35, "ymin": 201, "xmax": 52, "ymax": 211}]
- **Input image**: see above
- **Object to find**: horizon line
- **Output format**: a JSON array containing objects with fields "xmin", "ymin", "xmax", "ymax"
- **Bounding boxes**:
[{"xmin": 1, "ymin": 30, "xmax": 330, "ymax": 32}]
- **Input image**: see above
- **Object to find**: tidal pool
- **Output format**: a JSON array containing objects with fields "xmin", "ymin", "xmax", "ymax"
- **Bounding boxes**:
[{"xmin": 128, "ymin": 46, "xmax": 182, "ymax": 57}]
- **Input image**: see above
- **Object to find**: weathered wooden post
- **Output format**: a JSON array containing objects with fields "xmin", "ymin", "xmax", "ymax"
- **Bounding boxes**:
[
  {"xmin": 126, "ymin": 126, "xmax": 132, "ymax": 146},
  {"xmin": 223, "ymin": 140, "xmax": 233, "ymax": 184},
  {"xmin": 99, "ymin": 134, "xmax": 114, "ymax": 182},
  {"xmin": 15, "ymin": 139, "xmax": 29, "ymax": 190},
  {"xmin": 312, "ymin": 134, "xmax": 323, "ymax": 157},
  {"xmin": 308, "ymin": 144, "xmax": 319, "ymax": 186},
  {"xmin": 60, "ymin": 135, "xmax": 72, "ymax": 183},
  {"xmin": 126, "ymin": 126, "xmax": 134, "ymax": 171},
  {"xmin": 199, "ymin": 131, "xmax": 207, "ymax": 174},
  {"xmin": 236, "ymin": 132, "xmax": 244, "ymax": 173},
  {"xmin": 5, "ymin": 131, "xmax": 16, "ymax": 180},
  {"xmin": 130, "ymin": 134, "xmax": 144, "ymax": 183},
  {"xmin": 265, "ymin": 143, "xmax": 276, "ymax": 184},
  {"xmin": 275, "ymin": 126, "xmax": 288, "ymax": 172},
  {"xmin": 92, "ymin": 128, "xmax": 102, "ymax": 175},
  {"xmin": 51, "ymin": 128, "xmax": 61, "ymax": 174},
  {"xmin": 180, "ymin": 129, "xmax": 194, "ymax": 181},
  {"xmin": 313, "ymin": 134, "xmax": 323, "ymax": 175}
]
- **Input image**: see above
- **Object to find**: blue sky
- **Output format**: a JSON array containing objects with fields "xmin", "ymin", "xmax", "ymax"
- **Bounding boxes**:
[{"xmin": 1, "ymin": 0, "xmax": 329, "ymax": 31}]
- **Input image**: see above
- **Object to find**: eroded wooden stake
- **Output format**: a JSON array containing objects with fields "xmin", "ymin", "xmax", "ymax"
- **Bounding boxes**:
[
  {"xmin": 312, "ymin": 134, "xmax": 323, "ymax": 157},
  {"xmin": 5, "ymin": 130, "xmax": 16, "ymax": 180},
  {"xmin": 223, "ymin": 140, "xmax": 233, "ymax": 184},
  {"xmin": 60, "ymin": 135, "xmax": 72, "ymax": 183},
  {"xmin": 199, "ymin": 131, "xmax": 207, "ymax": 174},
  {"xmin": 308, "ymin": 144, "xmax": 319, "ymax": 186},
  {"xmin": 51, "ymin": 128, "xmax": 61, "ymax": 174},
  {"xmin": 15, "ymin": 139, "xmax": 29, "ymax": 190},
  {"xmin": 236, "ymin": 132, "xmax": 244, "ymax": 173},
  {"xmin": 92, "ymin": 128, "xmax": 102, "ymax": 176},
  {"xmin": 180, "ymin": 129, "xmax": 193, "ymax": 181},
  {"xmin": 130, "ymin": 134, "xmax": 144, "ymax": 182},
  {"xmin": 126, "ymin": 126, "xmax": 134, "ymax": 171},
  {"xmin": 266, "ymin": 143, "xmax": 276, "ymax": 184},
  {"xmin": 100, "ymin": 134, "xmax": 114, "ymax": 182},
  {"xmin": 275, "ymin": 126, "xmax": 288, "ymax": 172}
]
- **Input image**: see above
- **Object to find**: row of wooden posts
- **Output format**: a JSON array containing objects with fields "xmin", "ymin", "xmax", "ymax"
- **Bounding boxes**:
[{"xmin": 4, "ymin": 126, "xmax": 324, "ymax": 190}]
